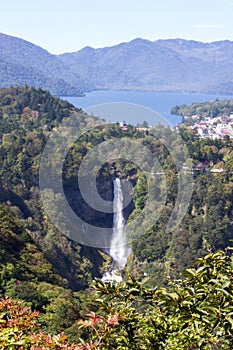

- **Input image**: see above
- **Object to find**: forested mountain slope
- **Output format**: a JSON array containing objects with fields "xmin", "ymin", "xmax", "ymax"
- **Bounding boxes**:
[
  {"xmin": 59, "ymin": 38, "xmax": 233, "ymax": 94},
  {"xmin": 0, "ymin": 86, "xmax": 233, "ymax": 344},
  {"xmin": 0, "ymin": 33, "xmax": 88, "ymax": 95}
]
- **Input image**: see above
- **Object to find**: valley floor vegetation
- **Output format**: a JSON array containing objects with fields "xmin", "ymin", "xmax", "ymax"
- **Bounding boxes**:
[{"xmin": 1, "ymin": 248, "xmax": 233, "ymax": 349}]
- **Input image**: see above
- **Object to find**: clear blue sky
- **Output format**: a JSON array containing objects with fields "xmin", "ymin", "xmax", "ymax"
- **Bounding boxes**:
[{"xmin": 1, "ymin": 0, "xmax": 233, "ymax": 54}]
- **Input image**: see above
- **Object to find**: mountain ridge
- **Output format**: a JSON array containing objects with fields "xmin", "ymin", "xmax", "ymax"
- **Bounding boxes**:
[
  {"xmin": 1, "ymin": 32, "xmax": 233, "ymax": 94},
  {"xmin": 58, "ymin": 37, "xmax": 233, "ymax": 94},
  {"xmin": 0, "ymin": 32, "xmax": 88, "ymax": 95}
]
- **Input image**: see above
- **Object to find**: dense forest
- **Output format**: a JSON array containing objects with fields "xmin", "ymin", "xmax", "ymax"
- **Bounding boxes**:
[
  {"xmin": 171, "ymin": 99, "xmax": 233, "ymax": 119},
  {"xmin": 0, "ymin": 86, "xmax": 233, "ymax": 348}
]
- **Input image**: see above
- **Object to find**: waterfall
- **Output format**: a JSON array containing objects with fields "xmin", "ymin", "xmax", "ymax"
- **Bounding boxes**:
[
  {"xmin": 102, "ymin": 178, "xmax": 131, "ymax": 283},
  {"xmin": 109, "ymin": 178, "xmax": 131, "ymax": 268}
]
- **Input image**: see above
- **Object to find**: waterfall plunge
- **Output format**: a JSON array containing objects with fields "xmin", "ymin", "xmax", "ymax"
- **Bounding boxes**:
[
  {"xmin": 102, "ymin": 178, "xmax": 131, "ymax": 283},
  {"xmin": 110, "ymin": 178, "xmax": 131, "ymax": 268}
]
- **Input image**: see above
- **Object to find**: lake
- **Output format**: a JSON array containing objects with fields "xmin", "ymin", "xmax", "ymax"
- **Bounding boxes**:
[{"xmin": 64, "ymin": 90, "xmax": 233, "ymax": 126}]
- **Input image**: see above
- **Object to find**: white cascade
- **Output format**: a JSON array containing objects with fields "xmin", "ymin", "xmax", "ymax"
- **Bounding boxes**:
[
  {"xmin": 102, "ymin": 178, "xmax": 131, "ymax": 283},
  {"xmin": 110, "ymin": 178, "xmax": 131, "ymax": 268}
]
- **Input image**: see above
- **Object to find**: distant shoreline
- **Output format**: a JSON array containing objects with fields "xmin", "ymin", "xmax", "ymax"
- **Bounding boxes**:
[{"xmin": 63, "ymin": 90, "xmax": 233, "ymax": 127}]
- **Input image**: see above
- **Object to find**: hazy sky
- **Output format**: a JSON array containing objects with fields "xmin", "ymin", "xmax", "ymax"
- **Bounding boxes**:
[{"xmin": 1, "ymin": 0, "xmax": 233, "ymax": 54}]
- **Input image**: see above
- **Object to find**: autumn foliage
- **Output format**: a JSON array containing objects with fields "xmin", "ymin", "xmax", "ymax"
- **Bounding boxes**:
[
  {"xmin": 1, "ymin": 249, "xmax": 233, "ymax": 349},
  {"xmin": 0, "ymin": 297, "xmax": 86, "ymax": 349}
]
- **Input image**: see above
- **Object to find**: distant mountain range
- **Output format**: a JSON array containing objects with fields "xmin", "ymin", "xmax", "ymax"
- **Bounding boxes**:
[{"xmin": 1, "ymin": 33, "xmax": 233, "ymax": 95}]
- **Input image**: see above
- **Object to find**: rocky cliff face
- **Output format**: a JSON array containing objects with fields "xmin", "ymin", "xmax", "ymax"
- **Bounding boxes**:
[{"xmin": 64, "ymin": 176, "xmax": 135, "ymax": 230}]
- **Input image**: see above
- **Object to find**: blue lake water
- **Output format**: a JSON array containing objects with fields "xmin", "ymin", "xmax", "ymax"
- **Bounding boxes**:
[{"xmin": 64, "ymin": 90, "xmax": 232, "ymax": 126}]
